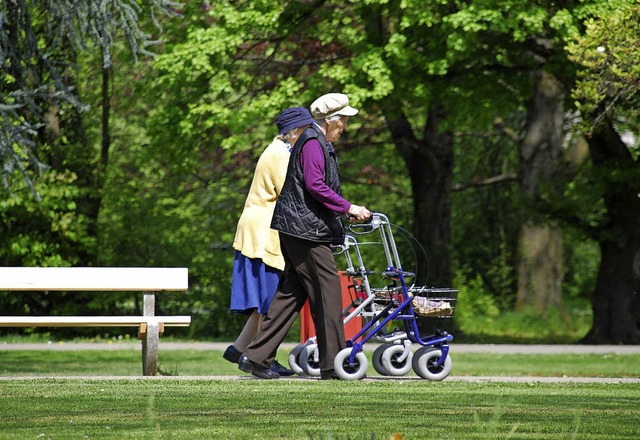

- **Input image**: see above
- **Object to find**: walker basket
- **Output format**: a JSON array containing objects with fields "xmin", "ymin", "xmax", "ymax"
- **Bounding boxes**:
[
  {"xmin": 369, "ymin": 286, "xmax": 456, "ymax": 318},
  {"xmin": 408, "ymin": 287, "xmax": 457, "ymax": 318}
]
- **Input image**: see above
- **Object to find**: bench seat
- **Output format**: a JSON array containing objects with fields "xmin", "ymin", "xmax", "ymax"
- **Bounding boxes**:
[
  {"xmin": 0, "ymin": 316, "xmax": 191, "ymax": 327},
  {"xmin": 0, "ymin": 267, "xmax": 190, "ymax": 376}
]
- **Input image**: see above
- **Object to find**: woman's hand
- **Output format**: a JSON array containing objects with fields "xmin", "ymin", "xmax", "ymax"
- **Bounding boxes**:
[{"xmin": 347, "ymin": 204, "xmax": 371, "ymax": 222}]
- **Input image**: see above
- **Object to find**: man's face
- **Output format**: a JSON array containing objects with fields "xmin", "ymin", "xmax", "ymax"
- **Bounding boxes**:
[{"xmin": 325, "ymin": 116, "xmax": 349, "ymax": 143}]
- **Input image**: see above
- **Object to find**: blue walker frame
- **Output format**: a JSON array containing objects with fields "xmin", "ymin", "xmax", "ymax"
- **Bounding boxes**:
[{"xmin": 340, "ymin": 213, "xmax": 454, "ymax": 371}]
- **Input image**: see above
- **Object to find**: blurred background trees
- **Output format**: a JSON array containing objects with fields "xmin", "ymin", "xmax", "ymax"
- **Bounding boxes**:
[{"xmin": 1, "ymin": 0, "xmax": 638, "ymax": 343}]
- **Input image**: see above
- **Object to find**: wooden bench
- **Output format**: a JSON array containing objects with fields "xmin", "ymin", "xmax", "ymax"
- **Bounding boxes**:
[{"xmin": 0, "ymin": 267, "xmax": 190, "ymax": 376}]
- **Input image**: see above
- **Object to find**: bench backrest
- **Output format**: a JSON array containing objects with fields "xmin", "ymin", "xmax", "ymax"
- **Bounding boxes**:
[{"xmin": 0, "ymin": 267, "xmax": 188, "ymax": 291}]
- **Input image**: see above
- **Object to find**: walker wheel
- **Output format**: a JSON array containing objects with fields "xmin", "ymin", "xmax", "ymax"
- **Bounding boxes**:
[
  {"xmin": 411, "ymin": 347, "xmax": 452, "ymax": 381},
  {"xmin": 334, "ymin": 348, "xmax": 368, "ymax": 381},
  {"xmin": 299, "ymin": 343, "xmax": 321, "ymax": 377},
  {"xmin": 288, "ymin": 343, "xmax": 307, "ymax": 375},
  {"xmin": 372, "ymin": 343, "xmax": 392, "ymax": 375},
  {"xmin": 380, "ymin": 344, "xmax": 413, "ymax": 376}
]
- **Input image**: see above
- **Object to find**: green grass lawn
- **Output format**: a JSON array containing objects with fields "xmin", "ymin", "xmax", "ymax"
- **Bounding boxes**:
[
  {"xmin": 1, "ymin": 348, "xmax": 639, "ymax": 439},
  {"xmin": 1, "ymin": 348, "xmax": 639, "ymax": 378},
  {"xmin": 1, "ymin": 378, "xmax": 639, "ymax": 439}
]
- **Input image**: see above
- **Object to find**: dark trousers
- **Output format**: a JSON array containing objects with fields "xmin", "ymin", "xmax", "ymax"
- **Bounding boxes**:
[{"xmin": 244, "ymin": 233, "xmax": 346, "ymax": 372}]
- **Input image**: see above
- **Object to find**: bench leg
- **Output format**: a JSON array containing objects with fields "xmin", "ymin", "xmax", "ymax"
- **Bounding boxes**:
[
  {"xmin": 141, "ymin": 321, "xmax": 159, "ymax": 376},
  {"xmin": 141, "ymin": 292, "xmax": 158, "ymax": 376}
]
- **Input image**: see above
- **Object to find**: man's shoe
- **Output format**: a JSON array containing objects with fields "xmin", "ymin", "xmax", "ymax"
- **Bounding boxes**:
[
  {"xmin": 238, "ymin": 355, "xmax": 280, "ymax": 379},
  {"xmin": 223, "ymin": 345, "xmax": 242, "ymax": 364},
  {"xmin": 320, "ymin": 369, "xmax": 340, "ymax": 380},
  {"xmin": 271, "ymin": 360, "xmax": 295, "ymax": 376}
]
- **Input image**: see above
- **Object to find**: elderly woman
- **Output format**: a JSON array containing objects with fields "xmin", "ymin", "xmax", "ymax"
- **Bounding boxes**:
[
  {"xmin": 224, "ymin": 107, "xmax": 314, "ymax": 375},
  {"xmin": 239, "ymin": 93, "xmax": 371, "ymax": 380}
]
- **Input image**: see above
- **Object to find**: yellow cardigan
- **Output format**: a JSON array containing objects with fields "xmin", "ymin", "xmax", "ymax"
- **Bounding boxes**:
[{"xmin": 232, "ymin": 137, "xmax": 290, "ymax": 271}]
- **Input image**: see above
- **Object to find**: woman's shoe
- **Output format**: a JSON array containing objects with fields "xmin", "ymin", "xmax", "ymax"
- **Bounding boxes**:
[
  {"xmin": 223, "ymin": 345, "xmax": 242, "ymax": 364},
  {"xmin": 271, "ymin": 360, "xmax": 295, "ymax": 376},
  {"xmin": 239, "ymin": 355, "xmax": 280, "ymax": 379},
  {"xmin": 320, "ymin": 369, "xmax": 340, "ymax": 380}
]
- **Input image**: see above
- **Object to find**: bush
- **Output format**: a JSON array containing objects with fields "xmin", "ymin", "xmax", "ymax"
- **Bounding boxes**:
[{"xmin": 453, "ymin": 272, "xmax": 592, "ymax": 343}]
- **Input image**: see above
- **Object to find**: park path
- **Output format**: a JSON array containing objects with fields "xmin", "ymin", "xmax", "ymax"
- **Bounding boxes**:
[{"xmin": 2, "ymin": 341, "xmax": 640, "ymax": 354}]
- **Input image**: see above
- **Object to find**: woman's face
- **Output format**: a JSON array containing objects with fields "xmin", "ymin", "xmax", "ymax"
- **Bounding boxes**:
[{"xmin": 325, "ymin": 116, "xmax": 349, "ymax": 143}]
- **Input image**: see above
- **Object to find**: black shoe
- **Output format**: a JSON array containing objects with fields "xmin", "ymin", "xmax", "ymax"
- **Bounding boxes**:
[
  {"xmin": 271, "ymin": 360, "xmax": 295, "ymax": 376},
  {"xmin": 320, "ymin": 369, "xmax": 340, "ymax": 380},
  {"xmin": 239, "ymin": 355, "xmax": 280, "ymax": 379},
  {"xmin": 223, "ymin": 345, "xmax": 242, "ymax": 364}
]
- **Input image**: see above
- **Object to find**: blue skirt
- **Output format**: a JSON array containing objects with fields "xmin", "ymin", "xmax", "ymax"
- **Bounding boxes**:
[{"xmin": 230, "ymin": 251, "xmax": 282, "ymax": 315}]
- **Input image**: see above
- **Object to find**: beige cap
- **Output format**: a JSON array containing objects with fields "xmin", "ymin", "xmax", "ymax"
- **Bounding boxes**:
[{"xmin": 310, "ymin": 93, "xmax": 359, "ymax": 118}]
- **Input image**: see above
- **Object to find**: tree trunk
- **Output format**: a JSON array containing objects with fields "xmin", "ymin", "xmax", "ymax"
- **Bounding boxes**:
[
  {"xmin": 100, "ymin": 63, "xmax": 111, "ymax": 188},
  {"xmin": 383, "ymin": 104, "xmax": 453, "ymax": 287},
  {"xmin": 517, "ymin": 225, "xmax": 563, "ymax": 311},
  {"xmin": 516, "ymin": 70, "xmax": 565, "ymax": 312},
  {"xmin": 361, "ymin": 7, "xmax": 454, "ymax": 288},
  {"xmin": 583, "ymin": 116, "xmax": 640, "ymax": 343}
]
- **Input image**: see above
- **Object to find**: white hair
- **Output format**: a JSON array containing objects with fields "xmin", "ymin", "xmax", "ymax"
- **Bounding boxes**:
[
  {"xmin": 314, "ymin": 114, "xmax": 341, "ymax": 127},
  {"xmin": 278, "ymin": 125, "xmax": 309, "ymax": 143}
]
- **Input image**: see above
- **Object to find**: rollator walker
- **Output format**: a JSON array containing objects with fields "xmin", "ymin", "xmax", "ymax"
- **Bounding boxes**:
[{"xmin": 288, "ymin": 212, "xmax": 457, "ymax": 381}]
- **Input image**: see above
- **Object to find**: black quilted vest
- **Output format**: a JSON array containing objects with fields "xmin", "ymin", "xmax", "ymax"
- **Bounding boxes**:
[{"xmin": 271, "ymin": 124, "xmax": 344, "ymax": 244}]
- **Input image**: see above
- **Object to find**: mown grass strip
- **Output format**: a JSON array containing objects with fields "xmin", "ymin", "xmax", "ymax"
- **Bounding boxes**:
[
  {"xmin": 1, "ymin": 349, "xmax": 640, "ymax": 378},
  {"xmin": 1, "ymin": 379, "xmax": 639, "ymax": 439}
]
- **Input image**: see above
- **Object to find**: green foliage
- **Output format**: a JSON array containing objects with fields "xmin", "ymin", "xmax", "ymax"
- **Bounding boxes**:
[
  {"xmin": 451, "ymin": 119, "xmax": 522, "ymax": 305},
  {"xmin": 562, "ymin": 228, "xmax": 600, "ymax": 300},
  {"xmin": 488, "ymin": 303, "xmax": 591, "ymax": 342},
  {"xmin": 567, "ymin": 4, "xmax": 640, "ymax": 129},
  {"xmin": 0, "ymin": 0, "xmax": 179, "ymax": 196},
  {"xmin": 150, "ymin": 1, "xmax": 311, "ymax": 157},
  {"xmin": 454, "ymin": 272, "xmax": 501, "ymax": 333},
  {"xmin": 0, "ymin": 167, "xmax": 93, "ymax": 266},
  {"xmin": 454, "ymin": 273, "xmax": 592, "ymax": 343},
  {"xmin": 2, "ymin": 0, "xmax": 639, "ymax": 343}
]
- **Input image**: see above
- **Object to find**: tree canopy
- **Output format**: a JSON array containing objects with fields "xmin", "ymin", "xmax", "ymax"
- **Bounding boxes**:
[{"xmin": 1, "ymin": 0, "xmax": 638, "ymax": 343}]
